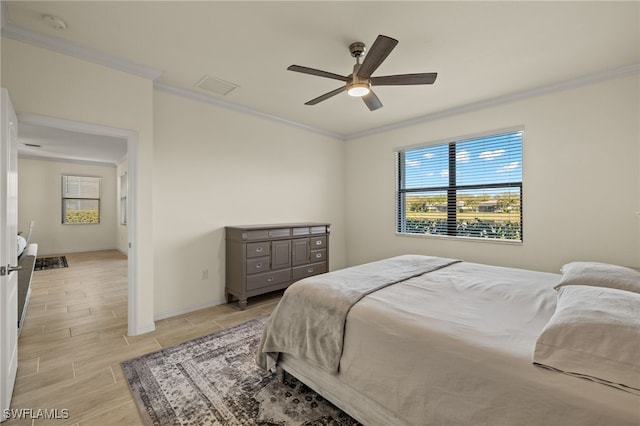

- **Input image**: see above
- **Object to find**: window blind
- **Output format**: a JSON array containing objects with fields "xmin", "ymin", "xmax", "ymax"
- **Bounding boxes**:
[
  {"xmin": 62, "ymin": 175, "xmax": 100, "ymax": 198},
  {"xmin": 397, "ymin": 130, "xmax": 523, "ymax": 241},
  {"xmin": 62, "ymin": 175, "xmax": 101, "ymax": 224}
]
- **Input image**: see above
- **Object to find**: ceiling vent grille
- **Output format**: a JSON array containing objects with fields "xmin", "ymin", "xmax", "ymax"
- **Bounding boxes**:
[{"xmin": 195, "ymin": 75, "xmax": 239, "ymax": 96}]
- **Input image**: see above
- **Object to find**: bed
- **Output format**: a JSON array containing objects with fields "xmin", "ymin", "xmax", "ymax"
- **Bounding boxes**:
[{"xmin": 257, "ymin": 255, "xmax": 640, "ymax": 426}]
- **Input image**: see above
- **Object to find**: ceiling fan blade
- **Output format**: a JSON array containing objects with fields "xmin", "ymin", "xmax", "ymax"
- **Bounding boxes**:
[
  {"xmin": 371, "ymin": 73, "xmax": 438, "ymax": 86},
  {"xmin": 357, "ymin": 35, "xmax": 398, "ymax": 79},
  {"xmin": 288, "ymin": 65, "xmax": 350, "ymax": 82},
  {"xmin": 362, "ymin": 90, "xmax": 383, "ymax": 111},
  {"xmin": 305, "ymin": 86, "xmax": 347, "ymax": 105}
]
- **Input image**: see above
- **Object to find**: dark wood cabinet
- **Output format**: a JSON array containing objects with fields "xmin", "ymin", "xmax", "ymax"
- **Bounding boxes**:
[{"xmin": 225, "ymin": 223, "xmax": 330, "ymax": 310}]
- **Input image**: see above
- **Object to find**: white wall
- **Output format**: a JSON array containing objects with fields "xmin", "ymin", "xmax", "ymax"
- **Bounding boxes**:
[
  {"xmin": 17, "ymin": 158, "xmax": 117, "ymax": 255},
  {"xmin": 345, "ymin": 74, "xmax": 640, "ymax": 272},
  {"xmin": 2, "ymin": 36, "xmax": 347, "ymax": 326},
  {"xmin": 2, "ymin": 38, "xmax": 155, "ymax": 334},
  {"xmin": 152, "ymin": 91, "xmax": 346, "ymax": 318},
  {"xmin": 3, "ymin": 31, "xmax": 638, "ymax": 328}
]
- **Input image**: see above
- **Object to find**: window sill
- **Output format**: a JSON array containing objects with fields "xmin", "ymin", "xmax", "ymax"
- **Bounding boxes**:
[{"xmin": 395, "ymin": 232, "xmax": 523, "ymax": 246}]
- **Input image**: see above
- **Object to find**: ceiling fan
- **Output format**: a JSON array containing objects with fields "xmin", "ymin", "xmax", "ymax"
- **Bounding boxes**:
[{"xmin": 287, "ymin": 35, "xmax": 437, "ymax": 111}]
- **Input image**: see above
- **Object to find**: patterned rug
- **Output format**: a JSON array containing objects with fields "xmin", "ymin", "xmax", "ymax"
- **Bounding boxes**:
[
  {"xmin": 34, "ymin": 256, "xmax": 68, "ymax": 271},
  {"xmin": 121, "ymin": 316, "xmax": 360, "ymax": 425}
]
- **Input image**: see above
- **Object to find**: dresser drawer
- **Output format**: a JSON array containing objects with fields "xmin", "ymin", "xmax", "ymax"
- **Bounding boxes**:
[
  {"xmin": 246, "ymin": 269, "xmax": 291, "ymax": 291},
  {"xmin": 292, "ymin": 226, "xmax": 310, "ymax": 236},
  {"xmin": 246, "ymin": 241, "xmax": 270, "ymax": 258},
  {"xmin": 246, "ymin": 256, "xmax": 270, "ymax": 275},
  {"xmin": 245, "ymin": 230, "xmax": 269, "ymax": 240},
  {"xmin": 310, "ymin": 236, "xmax": 327, "ymax": 249},
  {"xmin": 292, "ymin": 262, "xmax": 327, "ymax": 280},
  {"xmin": 268, "ymin": 228, "xmax": 291, "ymax": 238},
  {"xmin": 311, "ymin": 225, "xmax": 328, "ymax": 234},
  {"xmin": 310, "ymin": 248, "xmax": 326, "ymax": 262}
]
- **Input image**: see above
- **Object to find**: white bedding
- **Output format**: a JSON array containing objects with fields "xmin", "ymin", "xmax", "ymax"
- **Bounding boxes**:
[
  {"xmin": 258, "ymin": 255, "xmax": 459, "ymax": 373},
  {"xmin": 17, "ymin": 235, "xmax": 26, "ymax": 257},
  {"xmin": 274, "ymin": 261, "xmax": 640, "ymax": 425}
]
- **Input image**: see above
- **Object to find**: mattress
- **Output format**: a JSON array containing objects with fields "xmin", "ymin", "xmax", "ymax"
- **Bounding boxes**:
[{"xmin": 268, "ymin": 260, "xmax": 640, "ymax": 425}]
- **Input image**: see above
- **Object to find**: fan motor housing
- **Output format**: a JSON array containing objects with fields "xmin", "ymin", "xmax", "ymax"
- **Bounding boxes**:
[{"xmin": 349, "ymin": 42, "xmax": 366, "ymax": 58}]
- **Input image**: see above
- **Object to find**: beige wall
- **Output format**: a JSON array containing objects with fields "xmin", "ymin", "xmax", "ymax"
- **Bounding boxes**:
[
  {"xmin": 345, "ymin": 74, "xmax": 640, "ymax": 272},
  {"xmin": 2, "ymin": 38, "xmax": 155, "ymax": 334},
  {"xmin": 152, "ymin": 91, "xmax": 346, "ymax": 318},
  {"xmin": 2, "ymin": 36, "xmax": 347, "ymax": 325},
  {"xmin": 3, "ymin": 34, "xmax": 638, "ymax": 328},
  {"xmin": 17, "ymin": 158, "xmax": 117, "ymax": 255}
]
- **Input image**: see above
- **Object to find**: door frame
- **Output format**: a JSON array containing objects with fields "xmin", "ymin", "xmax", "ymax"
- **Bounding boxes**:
[
  {"xmin": 1, "ymin": 89, "xmax": 19, "ymax": 421},
  {"xmin": 16, "ymin": 113, "xmax": 141, "ymax": 335}
]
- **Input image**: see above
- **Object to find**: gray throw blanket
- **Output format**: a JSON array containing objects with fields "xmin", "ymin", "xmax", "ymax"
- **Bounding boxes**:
[{"xmin": 256, "ymin": 255, "xmax": 460, "ymax": 373}]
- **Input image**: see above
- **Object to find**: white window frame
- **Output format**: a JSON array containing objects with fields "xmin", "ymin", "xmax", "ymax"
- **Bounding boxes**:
[
  {"xmin": 61, "ymin": 175, "xmax": 101, "ymax": 224},
  {"xmin": 119, "ymin": 172, "xmax": 128, "ymax": 226}
]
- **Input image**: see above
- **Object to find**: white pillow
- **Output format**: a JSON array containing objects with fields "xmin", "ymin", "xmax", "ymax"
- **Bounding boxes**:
[
  {"xmin": 555, "ymin": 261, "xmax": 640, "ymax": 294},
  {"xmin": 533, "ymin": 285, "xmax": 640, "ymax": 394},
  {"xmin": 17, "ymin": 235, "xmax": 26, "ymax": 257}
]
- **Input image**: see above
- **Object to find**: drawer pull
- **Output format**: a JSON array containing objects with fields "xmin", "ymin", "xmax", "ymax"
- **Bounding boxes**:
[
  {"xmin": 315, "ymin": 240, "xmax": 322, "ymax": 246},
  {"xmin": 308, "ymin": 268, "xmax": 314, "ymax": 273},
  {"xmin": 256, "ymin": 263, "xmax": 262, "ymax": 269},
  {"xmin": 267, "ymin": 277, "xmax": 274, "ymax": 282},
  {"xmin": 256, "ymin": 247, "xmax": 263, "ymax": 252},
  {"xmin": 315, "ymin": 253, "xmax": 322, "ymax": 258}
]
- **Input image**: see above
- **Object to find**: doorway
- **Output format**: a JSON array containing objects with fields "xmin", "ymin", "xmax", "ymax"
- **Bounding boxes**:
[{"xmin": 15, "ymin": 113, "xmax": 139, "ymax": 335}]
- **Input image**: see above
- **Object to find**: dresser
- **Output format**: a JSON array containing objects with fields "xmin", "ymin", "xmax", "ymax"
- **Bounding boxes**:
[{"xmin": 225, "ymin": 223, "xmax": 330, "ymax": 310}]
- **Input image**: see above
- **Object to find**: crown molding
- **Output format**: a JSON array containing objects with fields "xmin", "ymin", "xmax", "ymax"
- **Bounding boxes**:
[
  {"xmin": 154, "ymin": 82, "xmax": 343, "ymax": 140},
  {"xmin": 345, "ymin": 63, "xmax": 640, "ymax": 140},
  {"xmin": 0, "ymin": 3, "xmax": 340, "ymax": 140},
  {"xmin": 0, "ymin": 8, "xmax": 162, "ymax": 80},
  {"xmin": 2, "ymin": 0, "xmax": 637, "ymax": 142}
]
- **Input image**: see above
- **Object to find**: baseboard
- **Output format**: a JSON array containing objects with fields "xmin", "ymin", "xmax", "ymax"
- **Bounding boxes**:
[
  {"xmin": 36, "ymin": 246, "xmax": 118, "ymax": 256},
  {"xmin": 154, "ymin": 297, "xmax": 227, "ymax": 321}
]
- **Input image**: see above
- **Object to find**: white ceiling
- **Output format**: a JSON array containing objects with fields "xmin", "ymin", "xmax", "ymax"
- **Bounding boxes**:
[{"xmin": 3, "ymin": 1, "xmax": 639, "ymax": 162}]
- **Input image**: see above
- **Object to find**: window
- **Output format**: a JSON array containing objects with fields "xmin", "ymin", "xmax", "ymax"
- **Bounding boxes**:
[
  {"xmin": 397, "ymin": 129, "xmax": 523, "ymax": 241},
  {"xmin": 119, "ymin": 172, "xmax": 127, "ymax": 225},
  {"xmin": 62, "ymin": 175, "xmax": 101, "ymax": 224}
]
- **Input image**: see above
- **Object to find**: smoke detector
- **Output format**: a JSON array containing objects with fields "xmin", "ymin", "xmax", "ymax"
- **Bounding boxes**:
[{"xmin": 43, "ymin": 15, "xmax": 67, "ymax": 30}]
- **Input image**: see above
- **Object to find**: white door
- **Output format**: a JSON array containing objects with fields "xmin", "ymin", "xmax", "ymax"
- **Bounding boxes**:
[{"xmin": 0, "ymin": 88, "xmax": 19, "ymax": 421}]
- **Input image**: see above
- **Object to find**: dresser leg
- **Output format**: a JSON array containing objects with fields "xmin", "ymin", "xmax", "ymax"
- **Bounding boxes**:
[{"xmin": 238, "ymin": 299, "xmax": 247, "ymax": 311}]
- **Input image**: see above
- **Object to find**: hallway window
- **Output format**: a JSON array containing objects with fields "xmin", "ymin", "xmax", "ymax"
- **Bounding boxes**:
[
  {"xmin": 62, "ymin": 175, "xmax": 101, "ymax": 224},
  {"xmin": 119, "ymin": 172, "xmax": 127, "ymax": 225}
]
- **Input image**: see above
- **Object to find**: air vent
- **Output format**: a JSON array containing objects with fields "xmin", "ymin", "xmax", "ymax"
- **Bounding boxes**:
[{"xmin": 195, "ymin": 75, "xmax": 239, "ymax": 96}]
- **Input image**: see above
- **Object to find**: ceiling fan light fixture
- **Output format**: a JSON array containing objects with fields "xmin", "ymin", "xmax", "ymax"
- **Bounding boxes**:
[
  {"xmin": 287, "ymin": 35, "xmax": 437, "ymax": 110},
  {"xmin": 347, "ymin": 82, "xmax": 370, "ymax": 97}
]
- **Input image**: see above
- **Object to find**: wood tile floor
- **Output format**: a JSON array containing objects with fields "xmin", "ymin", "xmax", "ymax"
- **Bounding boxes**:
[{"xmin": 5, "ymin": 250, "xmax": 280, "ymax": 425}]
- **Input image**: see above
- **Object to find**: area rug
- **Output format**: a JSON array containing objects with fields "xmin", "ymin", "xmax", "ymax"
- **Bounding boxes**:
[
  {"xmin": 34, "ymin": 256, "xmax": 68, "ymax": 271},
  {"xmin": 121, "ymin": 316, "xmax": 360, "ymax": 426}
]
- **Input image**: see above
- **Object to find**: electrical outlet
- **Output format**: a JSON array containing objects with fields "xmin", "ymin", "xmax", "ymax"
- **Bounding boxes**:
[{"xmin": 201, "ymin": 269, "xmax": 209, "ymax": 280}]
